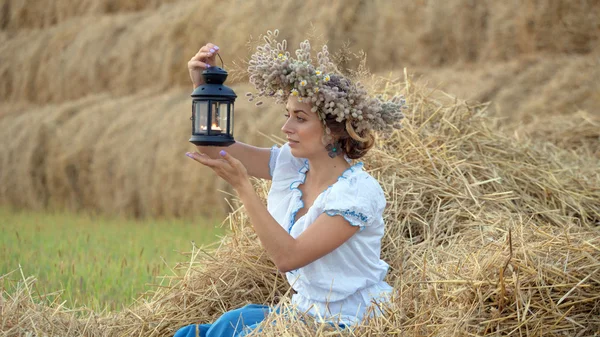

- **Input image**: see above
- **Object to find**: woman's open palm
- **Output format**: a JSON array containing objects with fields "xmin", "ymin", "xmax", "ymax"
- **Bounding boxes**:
[{"xmin": 186, "ymin": 150, "xmax": 250, "ymax": 191}]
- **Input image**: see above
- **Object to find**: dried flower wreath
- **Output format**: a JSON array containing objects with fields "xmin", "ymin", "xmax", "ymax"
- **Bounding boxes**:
[{"xmin": 246, "ymin": 30, "xmax": 406, "ymax": 146}]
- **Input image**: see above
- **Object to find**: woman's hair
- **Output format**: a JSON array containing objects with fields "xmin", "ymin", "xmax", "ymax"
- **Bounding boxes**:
[
  {"xmin": 323, "ymin": 113, "xmax": 375, "ymax": 160},
  {"xmin": 319, "ymin": 75, "xmax": 375, "ymax": 159}
]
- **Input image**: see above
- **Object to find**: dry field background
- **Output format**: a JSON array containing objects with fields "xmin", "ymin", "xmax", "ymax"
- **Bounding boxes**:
[
  {"xmin": 1, "ymin": 0, "xmax": 599, "ymax": 217},
  {"xmin": 1, "ymin": 0, "xmax": 600, "ymax": 336}
]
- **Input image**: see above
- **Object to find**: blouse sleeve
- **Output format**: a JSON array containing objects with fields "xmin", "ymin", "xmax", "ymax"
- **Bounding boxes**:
[
  {"xmin": 268, "ymin": 144, "xmax": 281, "ymax": 178},
  {"xmin": 322, "ymin": 174, "xmax": 386, "ymax": 231}
]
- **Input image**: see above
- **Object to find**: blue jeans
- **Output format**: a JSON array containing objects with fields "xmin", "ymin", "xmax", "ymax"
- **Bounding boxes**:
[
  {"xmin": 173, "ymin": 303, "xmax": 348, "ymax": 337},
  {"xmin": 173, "ymin": 304, "xmax": 270, "ymax": 337}
]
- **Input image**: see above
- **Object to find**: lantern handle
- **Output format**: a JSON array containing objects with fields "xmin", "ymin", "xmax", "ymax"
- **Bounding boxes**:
[{"xmin": 217, "ymin": 53, "xmax": 224, "ymax": 68}]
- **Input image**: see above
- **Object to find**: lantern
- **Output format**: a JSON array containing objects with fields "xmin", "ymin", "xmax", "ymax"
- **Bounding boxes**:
[{"xmin": 189, "ymin": 66, "xmax": 237, "ymax": 146}]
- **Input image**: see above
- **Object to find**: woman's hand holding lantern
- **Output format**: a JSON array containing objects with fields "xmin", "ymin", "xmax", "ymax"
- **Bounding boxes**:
[
  {"xmin": 188, "ymin": 43, "xmax": 219, "ymax": 88},
  {"xmin": 185, "ymin": 150, "xmax": 251, "ymax": 192}
]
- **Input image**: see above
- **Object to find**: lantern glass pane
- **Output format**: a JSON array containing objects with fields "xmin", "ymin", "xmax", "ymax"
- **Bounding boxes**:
[
  {"xmin": 210, "ymin": 101, "xmax": 224, "ymax": 133},
  {"xmin": 219, "ymin": 102, "xmax": 228, "ymax": 134},
  {"xmin": 194, "ymin": 101, "xmax": 209, "ymax": 133},
  {"xmin": 230, "ymin": 103, "xmax": 234, "ymax": 136}
]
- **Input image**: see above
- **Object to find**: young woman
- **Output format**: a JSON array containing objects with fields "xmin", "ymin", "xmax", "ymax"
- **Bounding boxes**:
[{"xmin": 175, "ymin": 32, "xmax": 405, "ymax": 337}]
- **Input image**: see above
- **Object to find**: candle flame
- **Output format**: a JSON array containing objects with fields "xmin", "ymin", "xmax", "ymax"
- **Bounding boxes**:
[{"xmin": 200, "ymin": 124, "xmax": 222, "ymax": 131}]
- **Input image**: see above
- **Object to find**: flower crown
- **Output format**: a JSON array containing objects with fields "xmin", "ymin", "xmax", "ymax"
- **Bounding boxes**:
[{"xmin": 247, "ymin": 30, "xmax": 406, "ymax": 143}]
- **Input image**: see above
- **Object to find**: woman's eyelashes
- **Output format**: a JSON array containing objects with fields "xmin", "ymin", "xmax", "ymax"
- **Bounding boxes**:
[{"xmin": 283, "ymin": 113, "xmax": 305, "ymax": 122}]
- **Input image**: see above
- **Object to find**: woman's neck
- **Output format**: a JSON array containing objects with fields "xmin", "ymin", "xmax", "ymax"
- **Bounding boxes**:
[{"xmin": 305, "ymin": 154, "xmax": 351, "ymax": 188}]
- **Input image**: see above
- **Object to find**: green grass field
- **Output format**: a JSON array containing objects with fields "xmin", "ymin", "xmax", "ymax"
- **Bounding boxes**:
[{"xmin": 0, "ymin": 207, "xmax": 225, "ymax": 312}]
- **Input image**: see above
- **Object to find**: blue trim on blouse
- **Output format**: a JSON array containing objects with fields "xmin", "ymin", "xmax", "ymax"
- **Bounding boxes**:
[
  {"xmin": 288, "ymin": 160, "xmax": 310, "ymax": 233},
  {"xmin": 324, "ymin": 210, "xmax": 368, "ymax": 232},
  {"xmin": 287, "ymin": 161, "xmax": 364, "ymax": 234}
]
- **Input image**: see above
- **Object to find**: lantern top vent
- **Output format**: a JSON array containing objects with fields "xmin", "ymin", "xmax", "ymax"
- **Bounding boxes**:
[{"xmin": 191, "ymin": 67, "xmax": 237, "ymax": 99}]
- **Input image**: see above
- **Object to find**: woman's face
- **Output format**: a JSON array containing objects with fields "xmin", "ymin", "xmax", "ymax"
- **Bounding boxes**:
[{"xmin": 282, "ymin": 96, "xmax": 325, "ymax": 158}]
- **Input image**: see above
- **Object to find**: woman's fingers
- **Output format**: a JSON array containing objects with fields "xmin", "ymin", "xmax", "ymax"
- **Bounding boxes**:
[
  {"xmin": 190, "ymin": 54, "xmax": 214, "ymax": 68},
  {"xmin": 205, "ymin": 43, "xmax": 220, "ymax": 54},
  {"xmin": 186, "ymin": 152, "xmax": 230, "ymax": 170},
  {"xmin": 192, "ymin": 44, "xmax": 220, "ymax": 63},
  {"xmin": 218, "ymin": 150, "xmax": 248, "ymax": 179},
  {"xmin": 218, "ymin": 150, "xmax": 240, "ymax": 169},
  {"xmin": 192, "ymin": 51, "xmax": 214, "ymax": 61},
  {"xmin": 186, "ymin": 151, "xmax": 239, "ymax": 172},
  {"xmin": 193, "ymin": 44, "xmax": 213, "ymax": 56},
  {"xmin": 188, "ymin": 60, "xmax": 210, "ymax": 70},
  {"xmin": 186, "ymin": 152, "xmax": 216, "ymax": 167}
]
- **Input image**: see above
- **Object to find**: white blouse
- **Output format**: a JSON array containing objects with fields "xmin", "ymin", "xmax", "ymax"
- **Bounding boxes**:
[{"xmin": 267, "ymin": 142, "xmax": 392, "ymax": 325}]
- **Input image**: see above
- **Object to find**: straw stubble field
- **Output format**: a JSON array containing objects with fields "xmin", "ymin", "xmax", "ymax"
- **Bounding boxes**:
[{"xmin": 1, "ymin": 0, "xmax": 600, "ymax": 336}]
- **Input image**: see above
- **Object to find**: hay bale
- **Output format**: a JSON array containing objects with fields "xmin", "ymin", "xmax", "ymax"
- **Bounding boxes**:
[
  {"xmin": 410, "ymin": 53, "xmax": 600, "ymax": 128},
  {"xmin": 1, "ymin": 0, "xmax": 598, "ymax": 104},
  {"xmin": 0, "ymin": 0, "xmax": 179, "ymax": 30},
  {"xmin": 0, "ymin": 95, "xmax": 108, "ymax": 211},
  {"xmin": 0, "ymin": 84, "xmax": 285, "ymax": 218},
  {"xmin": 0, "ymin": 111, "xmax": 48, "ymax": 210},
  {"xmin": 47, "ymin": 89, "xmax": 160, "ymax": 214}
]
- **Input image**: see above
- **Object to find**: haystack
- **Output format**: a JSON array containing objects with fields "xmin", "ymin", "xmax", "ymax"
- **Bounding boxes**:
[
  {"xmin": 1, "ymin": 0, "xmax": 178, "ymax": 30},
  {"xmin": 410, "ymin": 53, "xmax": 600, "ymax": 129},
  {"xmin": 0, "ymin": 84, "xmax": 285, "ymax": 218},
  {"xmin": 2, "ymin": 80, "xmax": 599, "ymax": 336},
  {"xmin": 2, "ymin": 0, "xmax": 598, "ymax": 104}
]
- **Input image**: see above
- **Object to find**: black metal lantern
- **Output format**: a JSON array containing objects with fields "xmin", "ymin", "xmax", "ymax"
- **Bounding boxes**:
[{"xmin": 189, "ymin": 66, "xmax": 237, "ymax": 146}]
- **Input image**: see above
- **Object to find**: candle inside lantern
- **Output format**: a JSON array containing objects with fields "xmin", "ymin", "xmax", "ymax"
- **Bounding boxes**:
[{"xmin": 200, "ymin": 123, "xmax": 223, "ymax": 134}]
